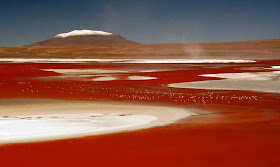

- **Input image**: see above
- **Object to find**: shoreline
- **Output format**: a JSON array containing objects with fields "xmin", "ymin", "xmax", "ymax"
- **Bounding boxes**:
[
  {"xmin": 168, "ymin": 71, "xmax": 280, "ymax": 93},
  {"xmin": 0, "ymin": 98, "xmax": 196, "ymax": 144}
]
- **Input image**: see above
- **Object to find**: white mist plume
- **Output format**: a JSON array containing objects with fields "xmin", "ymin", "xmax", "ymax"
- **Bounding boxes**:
[{"xmin": 183, "ymin": 43, "xmax": 208, "ymax": 58}]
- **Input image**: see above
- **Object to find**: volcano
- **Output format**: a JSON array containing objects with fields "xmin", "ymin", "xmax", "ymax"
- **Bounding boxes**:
[{"xmin": 27, "ymin": 30, "xmax": 137, "ymax": 46}]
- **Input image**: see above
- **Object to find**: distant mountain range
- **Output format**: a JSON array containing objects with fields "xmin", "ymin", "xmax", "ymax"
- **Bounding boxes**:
[{"xmin": 26, "ymin": 30, "xmax": 137, "ymax": 46}]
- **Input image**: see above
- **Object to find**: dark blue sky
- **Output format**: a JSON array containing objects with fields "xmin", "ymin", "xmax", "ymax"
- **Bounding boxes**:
[{"xmin": 1, "ymin": 0, "xmax": 280, "ymax": 46}]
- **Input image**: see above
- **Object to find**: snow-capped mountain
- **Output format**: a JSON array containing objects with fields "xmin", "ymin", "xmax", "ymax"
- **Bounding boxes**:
[{"xmin": 27, "ymin": 30, "xmax": 137, "ymax": 46}]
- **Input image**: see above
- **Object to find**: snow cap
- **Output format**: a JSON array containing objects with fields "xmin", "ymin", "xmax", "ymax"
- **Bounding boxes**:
[{"xmin": 55, "ymin": 30, "xmax": 113, "ymax": 38}]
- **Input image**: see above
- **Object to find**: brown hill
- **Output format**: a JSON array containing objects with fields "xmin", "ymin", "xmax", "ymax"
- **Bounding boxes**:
[{"xmin": 1, "ymin": 39, "xmax": 279, "ymax": 60}]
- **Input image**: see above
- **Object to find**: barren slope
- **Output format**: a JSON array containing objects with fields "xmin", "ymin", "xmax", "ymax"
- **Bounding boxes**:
[{"xmin": 1, "ymin": 39, "xmax": 279, "ymax": 59}]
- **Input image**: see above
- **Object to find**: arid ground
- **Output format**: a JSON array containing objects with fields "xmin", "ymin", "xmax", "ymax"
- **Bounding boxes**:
[
  {"xmin": 0, "ymin": 40, "xmax": 280, "ymax": 167},
  {"xmin": 0, "ymin": 39, "xmax": 279, "ymax": 59}
]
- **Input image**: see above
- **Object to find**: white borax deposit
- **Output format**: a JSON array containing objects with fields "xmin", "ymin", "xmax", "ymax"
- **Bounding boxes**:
[
  {"xmin": 0, "ymin": 99, "xmax": 196, "ymax": 144},
  {"xmin": 0, "ymin": 58, "xmax": 256, "ymax": 64},
  {"xmin": 168, "ymin": 71, "xmax": 280, "ymax": 93}
]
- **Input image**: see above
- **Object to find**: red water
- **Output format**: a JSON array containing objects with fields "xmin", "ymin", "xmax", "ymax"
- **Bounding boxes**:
[{"xmin": 0, "ymin": 60, "xmax": 280, "ymax": 167}]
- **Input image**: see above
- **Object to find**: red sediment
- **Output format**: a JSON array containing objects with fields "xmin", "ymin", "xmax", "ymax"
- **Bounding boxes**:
[{"xmin": 0, "ymin": 60, "xmax": 280, "ymax": 167}]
